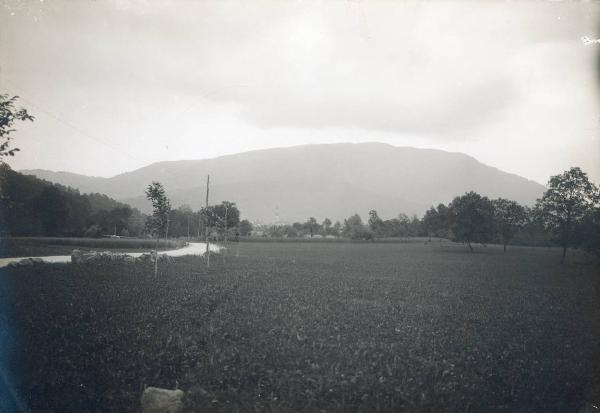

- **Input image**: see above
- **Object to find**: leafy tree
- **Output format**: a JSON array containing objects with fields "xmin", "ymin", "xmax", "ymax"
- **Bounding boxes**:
[
  {"xmin": 239, "ymin": 219, "xmax": 253, "ymax": 236},
  {"xmin": 422, "ymin": 207, "xmax": 439, "ymax": 240},
  {"xmin": 332, "ymin": 221, "xmax": 342, "ymax": 238},
  {"xmin": 407, "ymin": 214, "xmax": 422, "ymax": 237},
  {"xmin": 368, "ymin": 210, "xmax": 385, "ymax": 237},
  {"xmin": 0, "ymin": 94, "xmax": 34, "ymax": 160},
  {"xmin": 145, "ymin": 181, "xmax": 171, "ymax": 240},
  {"xmin": 343, "ymin": 213, "xmax": 371, "ymax": 240},
  {"xmin": 166, "ymin": 205, "xmax": 194, "ymax": 238},
  {"xmin": 304, "ymin": 217, "xmax": 319, "ymax": 237},
  {"xmin": 202, "ymin": 201, "xmax": 241, "ymax": 239},
  {"xmin": 576, "ymin": 207, "xmax": 600, "ymax": 258},
  {"xmin": 492, "ymin": 198, "xmax": 528, "ymax": 252},
  {"xmin": 109, "ymin": 206, "xmax": 133, "ymax": 235},
  {"xmin": 290, "ymin": 222, "xmax": 304, "ymax": 236},
  {"xmin": 536, "ymin": 167, "xmax": 599, "ymax": 263},
  {"xmin": 395, "ymin": 213, "xmax": 412, "ymax": 237},
  {"xmin": 126, "ymin": 208, "xmax": 146, "ymax": 237},
  {"xmin": 267, "ymin": 224, "xmax": 298, "ymax": 238},
  {"xmin": 511, "ymin": 207, "xmax": 552, "ymax": 247},
  {"xmin": 321, "ymin": 218, "xmax": 332, "ymax": 235},
  {"xmin": 448, "ymin": 191, "xmax": 495, "ymax": 252},
  {"xmin": 33, "ymin": 186, "xmax": 69, "ymax": 236}
]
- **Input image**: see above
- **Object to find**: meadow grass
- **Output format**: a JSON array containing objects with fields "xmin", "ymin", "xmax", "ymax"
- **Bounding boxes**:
[{"xmin": 1, "ymin": 241, "xmax": 598, "ymax": 412}]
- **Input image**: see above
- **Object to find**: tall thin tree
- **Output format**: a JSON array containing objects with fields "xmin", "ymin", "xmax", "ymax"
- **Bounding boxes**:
[{"xmin": 205, "ymin": 174, "xmax": 210, "ymax": 267}]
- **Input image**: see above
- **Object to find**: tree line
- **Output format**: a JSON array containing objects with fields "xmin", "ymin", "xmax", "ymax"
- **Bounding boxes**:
[
  {"xmin": 143, "ymin": 181, "xmax": 249, "ymax": 241},
  {"xmin": 419, "ymin": 167, "xmax": 599, "ymax": 261},
  {"xmin": 253, "ymin": 167, "xmax": 600, "ymax": 261}
]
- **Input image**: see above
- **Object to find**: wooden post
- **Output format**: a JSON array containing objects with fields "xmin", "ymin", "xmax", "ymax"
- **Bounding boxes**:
[
  {"xmin": 197, "ymin": 212, "xmax": 201, "ymax": 239},
  {"xmin": 154, "ymin": 250, "xmax": 158, "ymax": 278},
  {"xmin": 205, "ymin": 174, "xmax": 210, "ymax": 267}
]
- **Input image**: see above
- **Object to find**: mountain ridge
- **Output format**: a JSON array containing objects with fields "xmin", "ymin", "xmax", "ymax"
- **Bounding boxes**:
[{"xmin": 21, "ymin": 142, "xmax": 546, "ymax": 222}]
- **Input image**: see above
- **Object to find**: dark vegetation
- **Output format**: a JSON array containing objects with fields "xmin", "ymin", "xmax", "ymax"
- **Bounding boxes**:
[
  {"xmin": 1, "ymin": 242, "xmax": 598, "ymax": 412},
  {"xmin": 0, "ymin": 237, "xmax": 184, "ymax": 259},
  {"xmin": 2, "ymin": 164, "xmax": 598, "ymax": 260},
  {"xmin": 0, "ymin": 166, "xmax": 242, "ymax": 241},
  {"xmin": 0, "ymin": 94, "xmax": 33, "ymax": 159},
  {"xmin": 0, "ymin": 165, "xmax": 146, "ymax": 237}
]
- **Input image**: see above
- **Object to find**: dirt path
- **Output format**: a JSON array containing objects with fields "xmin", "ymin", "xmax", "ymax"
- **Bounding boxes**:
[{"xmin": 0, "ymin": 242, "xmax": 221, "ymax": 268}]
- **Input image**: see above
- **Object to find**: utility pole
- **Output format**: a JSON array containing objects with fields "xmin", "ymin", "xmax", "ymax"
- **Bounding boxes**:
[{"xmin": 205, "ymin": 174, "xmax": 210, "ymax": 267}]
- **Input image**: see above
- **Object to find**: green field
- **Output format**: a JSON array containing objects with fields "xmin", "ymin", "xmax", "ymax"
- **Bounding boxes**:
[
  {"xmin": 0, "ymin": 237, "xmax": 185, "ymax": 258},
  {"xmin": 1, "ymin": 241, "xmax": 599, "ymax": 412}
]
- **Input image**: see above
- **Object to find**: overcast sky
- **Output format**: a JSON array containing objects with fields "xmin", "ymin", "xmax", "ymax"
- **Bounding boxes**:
[{"xmin": 1, "ymin": 0, "xmax": 599, "ymax": 185}]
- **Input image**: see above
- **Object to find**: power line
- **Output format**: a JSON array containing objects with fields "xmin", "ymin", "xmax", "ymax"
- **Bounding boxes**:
[{"xmin": 2, "ymin": 79, "xmax": 146, "ymax": 165}]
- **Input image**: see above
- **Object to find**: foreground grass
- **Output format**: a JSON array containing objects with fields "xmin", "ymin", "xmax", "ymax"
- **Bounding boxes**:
[
  {"xmin": 0, "ymin": 237, "xmax": 185, "ymax": 258},
  {"xmin": 1, "ymin": 242, "xmax": 599, "ymax": 412}
]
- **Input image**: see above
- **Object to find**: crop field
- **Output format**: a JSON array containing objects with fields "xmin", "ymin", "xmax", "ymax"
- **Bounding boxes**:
[
  {"xmin": 1, "ymin": 241, "xmax": 599, "ymax": 412},
  {"xmin": 0, "ymin": 237, "xmax": 185, "ymax": 258}
]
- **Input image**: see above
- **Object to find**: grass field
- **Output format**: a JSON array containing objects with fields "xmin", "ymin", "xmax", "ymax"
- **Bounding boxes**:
[
  {"xmin": 1, "ymin": 241, "xmax": 599, "ymax": 412},
  {"xmin": 0, "ymin": 237, "xmax": 186, "ymax": 258}
]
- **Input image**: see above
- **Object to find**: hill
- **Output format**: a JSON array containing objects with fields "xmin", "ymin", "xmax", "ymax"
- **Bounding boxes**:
[
  {"xmin": 1, "ymin": 165, "xmax": 144, "ymax": 237},
  {"xmin": 22, "ymin": 143, "xmax": 546, "ymax": 222}
]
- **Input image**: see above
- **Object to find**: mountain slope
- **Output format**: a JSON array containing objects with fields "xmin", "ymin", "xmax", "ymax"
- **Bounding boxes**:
[{"xmin": 22, "ymin": 143, "xmax": 546, "ymax": 222}]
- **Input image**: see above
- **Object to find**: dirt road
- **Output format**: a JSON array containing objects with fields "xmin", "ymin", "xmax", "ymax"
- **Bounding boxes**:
[{"xmin": 0, "ymin": 242, "xmax": 221, "ymax": 268}]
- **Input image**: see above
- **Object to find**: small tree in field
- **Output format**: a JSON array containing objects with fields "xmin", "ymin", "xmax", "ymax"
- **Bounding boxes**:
[
  {"xmin": 449, "ymin": 191, "xmax": 495, "ymax": 252},
  {"xmin": 492, "ymin": 198, "xmax": 528, "ymax": 252},
  {"xmin": 304, "ymin": 217, "xmax": 319, "ymax": 238},
  {"xmin": 343, "ymin": 213, "xmax": 371, "ymax": 240},
  {"xmin": 0, "ymin": 94, "xmax": 34, "ymax": 161},
  {"xmin": 145, "ymin": 182, "xmax": 171, "ymax": 241},
  {"xmin": 536, "ymin": 167, "xmax": 599, "ymax": 263},
  {"xmin": 368, "ymin": 210, "xmax": 384, "ymax": 237},
  {"xmin": 321, "ymin": 218, "xmax": 332, "ymax": 236}
]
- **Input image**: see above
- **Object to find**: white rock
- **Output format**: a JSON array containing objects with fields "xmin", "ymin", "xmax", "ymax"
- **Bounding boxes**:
[{"xmin": 141, "ymin": 387, "xmax": 184, "ymax": 413}]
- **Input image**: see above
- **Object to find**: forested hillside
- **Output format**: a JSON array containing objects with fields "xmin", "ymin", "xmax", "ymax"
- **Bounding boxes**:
[{"xmin": 0, "ymin": 165, "xmax": 145, "ymax": 237}]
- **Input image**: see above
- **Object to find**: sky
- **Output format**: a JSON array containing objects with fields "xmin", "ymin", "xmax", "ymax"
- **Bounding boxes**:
[{"xmin": 0, "ymin": 0, "xmax": 599, "ymax": 185}]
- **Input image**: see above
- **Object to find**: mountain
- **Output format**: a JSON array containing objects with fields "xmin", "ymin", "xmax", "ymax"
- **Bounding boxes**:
[{"xmin": 21, "ymin": 143, "xmax": 546, "ymax": 222}]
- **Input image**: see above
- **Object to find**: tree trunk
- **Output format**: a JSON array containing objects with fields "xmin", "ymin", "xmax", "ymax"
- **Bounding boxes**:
[
  {"xmin": 560, "ymin": 245, "xmax": 567, "ymax": 264},
  {"xmin": 154, "ymin": 235, "xmax": 159, "ymax": 278},
  {"xmin": 205, "ymin": 174, "xmax": 210, "ymax": 268},
  {"xmin": 165, "ymin": 215, "xmax": 169, "ymax": 242},
  {"xmin": 561, "ymin": 212, "xmax": 571, "ymax": 264}
]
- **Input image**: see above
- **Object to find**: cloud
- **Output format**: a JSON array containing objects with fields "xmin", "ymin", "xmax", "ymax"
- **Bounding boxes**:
[
  {"xmin": 2, "ymin": 0, "xmax": 599, "ymax": 183},
  {"xmin": 167, "ymin": 4, "xmax": 524, "ymax": 137}
]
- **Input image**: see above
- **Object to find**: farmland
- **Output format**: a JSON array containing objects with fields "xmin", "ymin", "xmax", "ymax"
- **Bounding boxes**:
[{"xmin": 1, "ymin": 241, "xmax": 599, "ymax": 412}]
